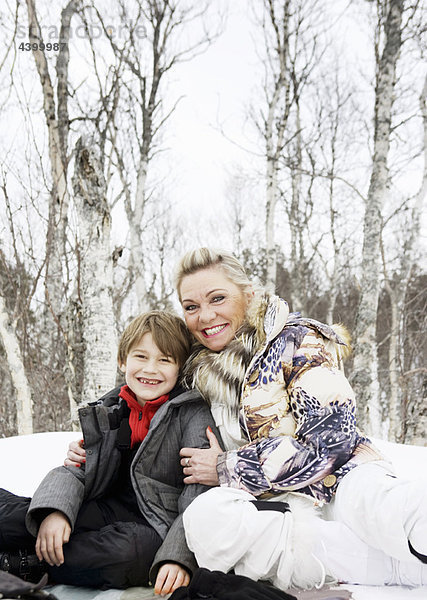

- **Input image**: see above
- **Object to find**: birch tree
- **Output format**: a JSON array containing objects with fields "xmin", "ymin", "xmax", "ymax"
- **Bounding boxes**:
[
  {"xmin": 381, "ymin": 74, "xmax": 427, "ymax": 441},
  {"xmin": 0, "ymin": 295, "xmax": 33, "ymax": 434},
  {"xmin": 26, "ymin": 0, "xmax": 77, "ymax": 317},
  {"xmin": 258, "ymin": 0, "xmax": 292, "ymax": 293},
  {"xmin": 72, "ymin": 137, "xmax": 117, "ymax": 415},
  {"xmin": 82, "ymin": 0, "xmax": 218, "ymax": 312},
  {"xmin": 351, "ymin": 0, "xmax": 404, "ymax": 435},
  {"xmin": 0, "ymin": 174, "xmax": 39, "ymax": 435},
  {"xmin": 0, "ymin": 242, "xmax": 33, "ymax": 436},
  {"xmin": 306, "ymin": 69, "xmax": 364, "ymax": 325},
  {"xmin": 254, "ymin": 0, "xmax": 322, "ymax": 296},
  {"xmin": 0, "ymin": 0, "xmax": 219, "ymax": 431},
  {"xmin": 25, "ymin": 0, "xmax": 81, "ymax": 418}
]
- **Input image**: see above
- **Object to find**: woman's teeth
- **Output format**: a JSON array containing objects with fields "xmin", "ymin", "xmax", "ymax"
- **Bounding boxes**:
[{"xmin": 203, "ymin": 324, "xmax": 227, "ymax": 337}]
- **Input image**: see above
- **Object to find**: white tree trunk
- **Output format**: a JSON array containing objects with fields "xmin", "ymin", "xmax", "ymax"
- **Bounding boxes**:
[
  {"xmin": 289, "ymin": 106, "xmax": 305, "ymax": 313},
  {"xmin": 386, "ymin": 74, "xmax": 427, "ymax": 442},
  {"xmin": 72, "ymin": 138, "xmax": 117, "ymax": 418},
  {"xmin": 0, "ymin": 296, "xmax": 33, "ymax": 434},
  {"xmin": 262, "ymin": 0, "xmax": 291, "ymax": 294},
  {"xmin": 26, "ymin": 0, "xmax": 73, "ymax": 316},
  {"xmin": 265, "ymin": 153, "xmax": 279, "ymax": 293},
  {"xmin": 125, "ymin": 157, "xmax": 149, "ymax": 311},
  {"xmin": 27, "ymin": 0, "xmax": 79, "ymax": 422},
  {"xmin": 387, "ymin": 289, "xmax": 403, "ymax": 440},
  {"xmin": 351, "ymin": 0, "xmax": 404, "ymax": 436}
]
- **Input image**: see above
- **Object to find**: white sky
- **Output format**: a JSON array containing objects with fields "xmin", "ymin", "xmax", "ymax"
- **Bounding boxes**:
[
  {"xmin": 161, "ymin": 1, "xmax": 261, "ymax": 231},
  {"xmin": 164, "ymin": 0, "xmax": 374, "ymax": 217}
]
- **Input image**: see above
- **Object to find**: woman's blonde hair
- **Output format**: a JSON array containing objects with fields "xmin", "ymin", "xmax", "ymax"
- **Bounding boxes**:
[
  {"xmin": 117, "ymin": 310, "xmax": 191, "ymax": 368},
  {"xmin": 174, "ymin": 247, "xmax": 253, "ymax": 300}
]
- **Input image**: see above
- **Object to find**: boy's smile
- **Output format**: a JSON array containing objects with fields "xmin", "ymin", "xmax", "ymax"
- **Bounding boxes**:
[
  {"xmin": 138, "ymin": 377, "xmax": 162, "ymax": 385},
  {"xmin": 120, "ymin": 332, "xmax": 179, "ymax": 405}
]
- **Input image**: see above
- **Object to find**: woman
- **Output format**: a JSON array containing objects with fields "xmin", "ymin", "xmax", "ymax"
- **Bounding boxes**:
[{"xmin": 68, "ymin": 248, "xmax": 427, "ymax": 591}]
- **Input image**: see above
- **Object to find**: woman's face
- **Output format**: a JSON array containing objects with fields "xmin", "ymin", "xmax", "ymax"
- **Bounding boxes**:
[{"xmin": 179, "ymin": 267, "xmax": 250, "ymax": 352}]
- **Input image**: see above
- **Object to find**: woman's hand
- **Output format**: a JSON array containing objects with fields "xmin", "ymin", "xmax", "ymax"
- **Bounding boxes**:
[
  {"xmin": 180, "ymin": 427, "xmax": 222, "ymax": 486},
  {"xmin": 154, "ymin": 562, "xmax": 190, "ymax": 595},
  {"xmin": 36, "ymin": 511, "xmax": 71, "ymax": 566},
  {"xmin": 64, "ymin": 439, "xmax": 86, "ymax": 467}
]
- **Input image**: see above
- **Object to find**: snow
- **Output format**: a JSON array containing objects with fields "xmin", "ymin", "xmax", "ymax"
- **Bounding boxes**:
[
  {"xmin": 1, "ymin": 432, "xmax": 426, "ymax": 599},
  {"xmin": 0, "ymin": 431, "xmax": 83, "ymax": 497}
]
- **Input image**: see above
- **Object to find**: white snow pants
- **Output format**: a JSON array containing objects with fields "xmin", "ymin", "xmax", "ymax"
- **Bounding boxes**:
[
  {"xmin": 323, "ymin": 461, "xmax": 427, "ymax": 563},
  {"xmin": 183, "ymin": 483, "xmax": 427, "ymax": 590}
]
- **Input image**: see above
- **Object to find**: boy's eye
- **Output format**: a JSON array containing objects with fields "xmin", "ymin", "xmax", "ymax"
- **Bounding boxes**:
[{"xmin": 136, "ymin": 354, "xmax": 147, "ymax": 359}]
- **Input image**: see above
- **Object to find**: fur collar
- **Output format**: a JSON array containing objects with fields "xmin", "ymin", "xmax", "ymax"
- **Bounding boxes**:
[{"xmin": 182, "ymin": 324, "xmax": 258, "ymax": 419}]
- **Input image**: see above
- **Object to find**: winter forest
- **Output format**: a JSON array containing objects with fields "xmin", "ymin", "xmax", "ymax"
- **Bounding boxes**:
[{"xmin": 0, "ymin": 0, "xmax": 425, "ymax": 445}]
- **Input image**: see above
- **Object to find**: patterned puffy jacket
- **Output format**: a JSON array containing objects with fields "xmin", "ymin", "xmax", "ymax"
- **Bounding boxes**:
[{"xmin": 185, "ymin": 294, "xmax": 383, "ymax": 503}]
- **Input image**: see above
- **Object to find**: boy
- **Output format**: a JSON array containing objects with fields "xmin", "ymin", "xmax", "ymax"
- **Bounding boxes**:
[{"xmin": 0, "ymin": 311, "xmax": 222, "ymax": 595}]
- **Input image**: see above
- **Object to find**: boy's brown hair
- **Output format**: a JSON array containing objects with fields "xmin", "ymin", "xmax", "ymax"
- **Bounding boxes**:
[{"xmin": 117, "ymin": 310, "xmax": 192, "ymax": 369}]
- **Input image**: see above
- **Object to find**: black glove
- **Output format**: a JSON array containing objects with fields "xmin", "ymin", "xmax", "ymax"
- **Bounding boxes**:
[{"xmin": 169, "ymin": 568, "xmax": 297, "ymax": 600}]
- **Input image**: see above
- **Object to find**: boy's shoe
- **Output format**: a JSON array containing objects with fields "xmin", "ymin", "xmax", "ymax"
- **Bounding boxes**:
[
  {"xmin": 0, "ymin": 550, "xmax": 47, "ymax": 583},
  {"xmin": 0, "ymin": 570, "xmax": 58, "ymax": 599}
]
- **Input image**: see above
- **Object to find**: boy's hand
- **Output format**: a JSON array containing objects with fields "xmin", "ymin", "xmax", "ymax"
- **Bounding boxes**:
[
  {"xmin": 64, "ymin": 438, "xmax": 86, "ymax": 467},
  {"xmin": 36, "ymin": 511, "xmax": 71, "ymax": 566},
  {"xmin": 154, "ymin": 562, "xmax": 190, "ymax": 595}
]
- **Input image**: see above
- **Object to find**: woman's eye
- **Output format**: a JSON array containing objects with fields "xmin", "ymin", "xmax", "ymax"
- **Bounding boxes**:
[
  {"xmin": 184, "ymin": 304, "xmax": 197, "ymax": 312},
  {"xmin": 212, "ymin": 295, "xmax": 225, "ymax": 303}
]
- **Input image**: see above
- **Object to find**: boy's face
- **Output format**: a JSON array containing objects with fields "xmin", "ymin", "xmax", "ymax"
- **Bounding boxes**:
[{"xmin": 120, "ymin": 332, "xmax": 179, "ymax": 406}]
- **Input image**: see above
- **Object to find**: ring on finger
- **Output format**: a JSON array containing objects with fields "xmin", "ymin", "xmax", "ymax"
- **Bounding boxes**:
[{"xmin": 185, "ymin": 457, "xmax": 191, "ymax": 467}]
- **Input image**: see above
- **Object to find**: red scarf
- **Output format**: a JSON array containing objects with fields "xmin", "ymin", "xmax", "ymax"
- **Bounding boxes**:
[{"xmin": 119, "ymin": 385, "xmax": 169, "ymax": 447}]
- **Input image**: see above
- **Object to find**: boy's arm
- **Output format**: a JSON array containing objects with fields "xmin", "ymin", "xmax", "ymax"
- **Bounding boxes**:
[
  {"xmin": 27, "ymin": 397, "xmax": 121, "ymax": 536},
  {"xmin": 36, "ymin": 510, "xmax": 71, "ymax": 566},
  {"xmin": 149, "ymin": 401, "xmax": 223, "ymax": 582},
  {"xmin": 26, "ymin": 465, "xmax": 86, "ymax": 537},
  {"xmin": 154, "ymin": 562, "xmax": 190, "ymax": 595}
]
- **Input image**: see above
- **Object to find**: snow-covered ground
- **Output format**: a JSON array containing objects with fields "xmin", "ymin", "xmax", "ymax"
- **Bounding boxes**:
[{"xmin": 0, "ymin": 432, "xmax": 426, "ymax": 599}]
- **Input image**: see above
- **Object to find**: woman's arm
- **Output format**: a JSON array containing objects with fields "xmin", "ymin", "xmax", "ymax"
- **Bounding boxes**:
[
  {"xmin": 216, "ymin": 329, "xmax": 359, "ymax": 496},
  {"xmin": 180, "ymin": 427, "xmax": 222, "ymax": 485},
  {"xmin": 181, "ymin": 328, "xmax": 361, "ymax": 496}
]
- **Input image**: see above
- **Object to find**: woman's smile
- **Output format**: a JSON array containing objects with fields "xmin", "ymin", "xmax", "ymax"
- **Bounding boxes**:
[{"xmin": 202, "ymin": 323, "xmax": 229, "ymax": 338}]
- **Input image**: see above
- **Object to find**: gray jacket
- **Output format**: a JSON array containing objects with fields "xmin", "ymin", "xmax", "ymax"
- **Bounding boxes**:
[{"xmin": 26, "ymin": 385, "xmax": 222, "ymax": 579}]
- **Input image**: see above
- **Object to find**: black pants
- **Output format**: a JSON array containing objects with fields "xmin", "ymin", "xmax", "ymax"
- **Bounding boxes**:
[{"xmin": 0, "ymin": 488, "xmax": 162, "ymax": 588}]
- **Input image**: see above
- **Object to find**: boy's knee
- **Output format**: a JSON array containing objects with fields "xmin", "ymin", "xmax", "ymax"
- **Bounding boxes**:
[{"xmin": 54, "ymin": 521, "xmax": 162, "ymax": 588}]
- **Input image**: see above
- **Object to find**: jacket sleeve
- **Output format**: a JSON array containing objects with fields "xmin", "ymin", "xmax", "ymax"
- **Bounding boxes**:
[
  {"xmin": 217, "ymin": 326, "xmax": 359, "ymax": 496},
  {"xmin": 26, "ymin": 389, "xmax": 122, "ymax": 536},
  {"xmin": 150, "ymin": 402, "xmax": 224, "ymax": 581},
  {"xmin": 26, "ymin": 464, "xmax": 86, "ymax": 536}
]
